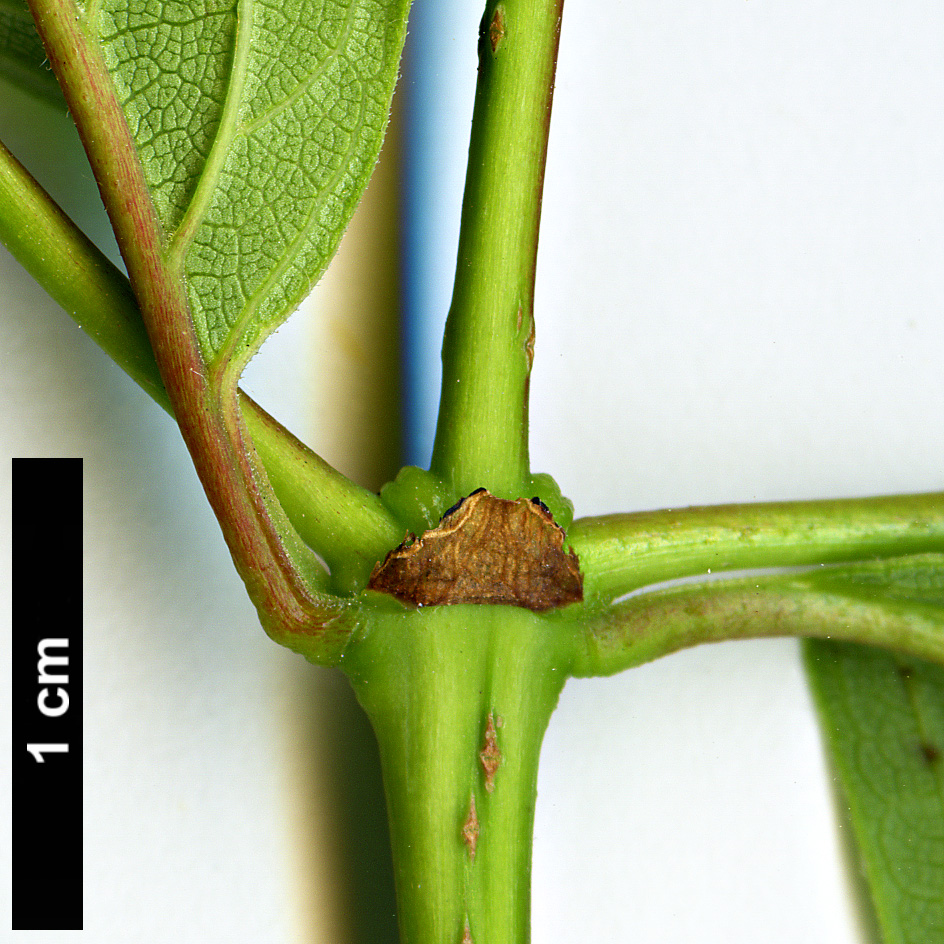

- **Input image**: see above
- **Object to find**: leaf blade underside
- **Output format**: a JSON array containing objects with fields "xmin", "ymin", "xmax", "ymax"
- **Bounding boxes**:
[
  {"xmin": 94, "ymin": 0, "xmax": 410, "ymax": 375},
  {"xmin": 805, "ymin": 641, "xmax": 944, "ymax": 944}
]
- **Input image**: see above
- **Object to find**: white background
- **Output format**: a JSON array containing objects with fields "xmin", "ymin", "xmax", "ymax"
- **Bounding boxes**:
[{"xmin": 3, "ymin": 0, "xmax": 944, "ymax": 941}]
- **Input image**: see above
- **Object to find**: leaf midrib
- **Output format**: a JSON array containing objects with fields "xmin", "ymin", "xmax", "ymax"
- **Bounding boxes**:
[
  {"xmin": 165, "ymin": 0, "xmax": 252, "ymax": 269},
  {"xmin": 166, "ymin": 0, "xmax": 360, "ymax": 266}
]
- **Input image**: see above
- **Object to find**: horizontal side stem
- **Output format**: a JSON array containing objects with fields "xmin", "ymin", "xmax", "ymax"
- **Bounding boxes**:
[{"xmin": 571, "ymin": 493, "xmax": 944, "ymax": 605}]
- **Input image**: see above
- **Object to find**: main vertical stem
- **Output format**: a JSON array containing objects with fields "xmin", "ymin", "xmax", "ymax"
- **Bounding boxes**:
[
  {"xmin": 343, "ymin": 605, "xmax": 574, "ymax": 944},
  {"xmin": 430, "ymin": 0, "xmax": 564, "ymax": 499}
]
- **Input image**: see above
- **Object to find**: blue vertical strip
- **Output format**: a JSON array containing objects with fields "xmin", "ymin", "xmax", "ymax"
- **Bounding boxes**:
[{"xmin": 400, "ymin": 1, "xmax": 481, "ymax": 467}]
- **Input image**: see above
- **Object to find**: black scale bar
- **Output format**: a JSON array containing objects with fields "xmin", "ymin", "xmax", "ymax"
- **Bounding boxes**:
[{"xmin": 11, "ymin": 458, "xmax": 83, "ymax": 930}]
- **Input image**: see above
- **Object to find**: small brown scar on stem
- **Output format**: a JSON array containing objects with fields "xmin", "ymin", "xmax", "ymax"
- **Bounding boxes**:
[
  {"xmin": 489, "ymin": 4, "xmax": 505, "ymax": 54},
  {"xmin": 480, "ymin": 712, "xmax": 503, "ymax": 792},
  {"xmin": 920, "ymin": 742, "xmax": 940, "ymax": 765},
  {"xmin": 462, "ymin": 792, "xmax": 479, "ymax": 860},
  {"xmin": 525, "ymin": 314, "xmax": 535, "ymax": 372},
  {"xmin": 462, "ymin": 918, "xmax": 474, "ymax": 944}
]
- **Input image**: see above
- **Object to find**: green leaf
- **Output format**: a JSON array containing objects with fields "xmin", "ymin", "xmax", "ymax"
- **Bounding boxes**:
[
  {"xmin": 93, "ymin": 0, "xmax": 411, "ymax": 375},
  {"xmin": 23, "ymin": 0, "xmax": 412, "ymax": 645},
  {"xmin": 0, "ymin": 0, "xmax": 63, "ymax": 102},
  {"xmin": 805, "ymin": 641, "xmax": 944, "ymax": 944}
]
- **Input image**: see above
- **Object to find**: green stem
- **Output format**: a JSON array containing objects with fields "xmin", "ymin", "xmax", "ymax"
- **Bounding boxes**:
[
  {"xmin": 244, "ymin": 398, "xmax": 403, "ymax": 592},
  {"xmin": 430, "ymin": 0, "xmax": 563, "ymax": 498},
  {"xmin": 571, "ymin": 492, "xmax": 944, "ymax": 605},
  {"xmin": 0, "ymin": 137, "xmax": 168, "ymax": 410},
  {"xmin": 0, "ymin": 135, "xmax": 403, "ymax": 589},
  {"xmin": 343, "ymin": 603, "xmax": 575, "ymax": 944}
]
